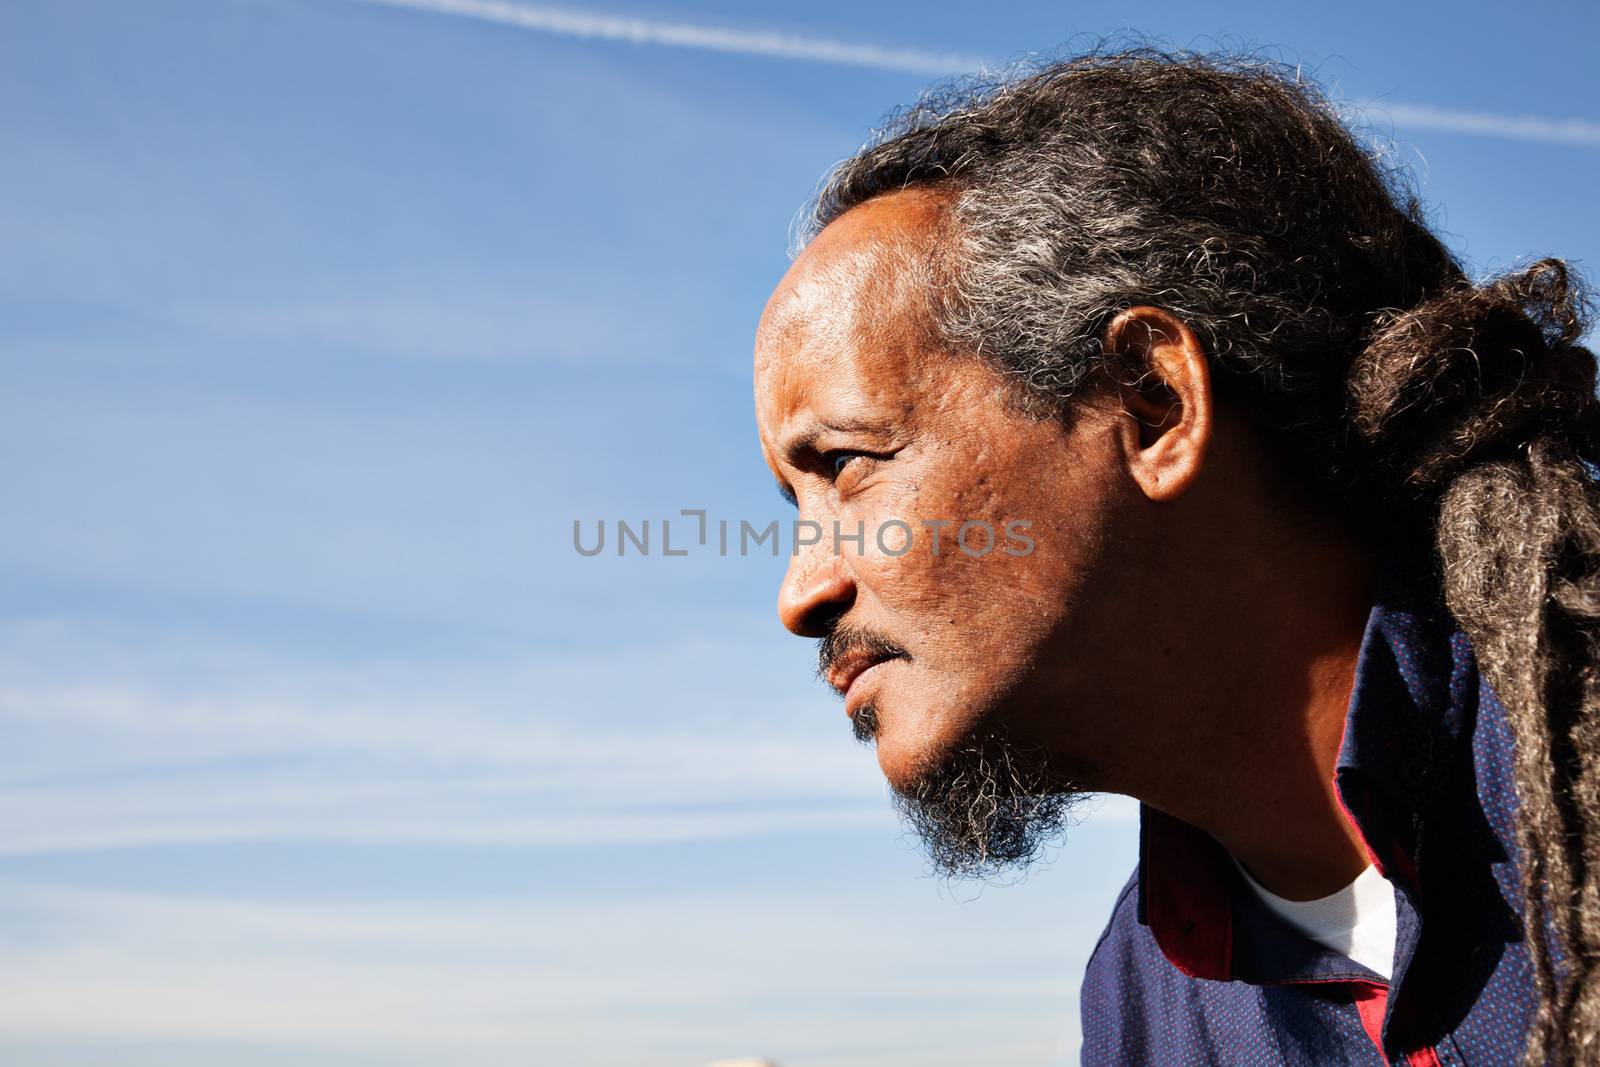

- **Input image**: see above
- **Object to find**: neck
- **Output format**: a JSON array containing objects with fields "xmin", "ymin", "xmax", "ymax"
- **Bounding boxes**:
[
  {"xmin": 1184, "ymin": 619, "xmax": 1372, "ymax": 900},
  {"xmin": 1106, "ymin": 524, "xmax": 1378, "ymax": 901}
]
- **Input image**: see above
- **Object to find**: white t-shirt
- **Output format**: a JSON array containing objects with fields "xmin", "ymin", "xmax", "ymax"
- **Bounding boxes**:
[{"xmin": 1233, "ymin": 859, "xmax": 1398, "ymax": 980}]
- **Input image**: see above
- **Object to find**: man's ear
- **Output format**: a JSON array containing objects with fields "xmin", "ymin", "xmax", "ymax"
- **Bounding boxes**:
[{"xmin": 1103, "ymin": 306, "xmax": 1213, "ymax": 503}]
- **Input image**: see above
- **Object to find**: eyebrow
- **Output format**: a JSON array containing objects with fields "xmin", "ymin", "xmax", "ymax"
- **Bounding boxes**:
[{"xmin": 778, "ymin": 415, "xmax": 893, "ymax": 465}]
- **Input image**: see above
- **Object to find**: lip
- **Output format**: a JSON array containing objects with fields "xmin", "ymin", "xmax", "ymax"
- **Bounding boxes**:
[{"xmin": 829, "ymin": 654, "xmax": 900, "ymax": 715}]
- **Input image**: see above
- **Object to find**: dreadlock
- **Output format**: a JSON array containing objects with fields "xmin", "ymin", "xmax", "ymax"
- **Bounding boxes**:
[{"xmin": 803, "ymin": 48, "xmax": 1600, "ymax": 1063}]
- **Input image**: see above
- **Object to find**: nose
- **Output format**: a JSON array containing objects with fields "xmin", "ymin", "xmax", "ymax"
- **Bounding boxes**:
[{"xmin": 777, "ymin": 549, "xmax": 856, "ymax": 638}]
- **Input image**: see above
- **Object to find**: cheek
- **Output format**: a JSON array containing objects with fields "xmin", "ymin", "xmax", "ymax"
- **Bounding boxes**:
[
  {"xmin": 851, "ymin": 486, "xmax": 1080, "ymax": 682},
  {"xmin": 849, "ymin": 434, "xmax": 1121, "ymax": 707},
  {"xmin": 856, "ymin": 440, "xmax": 1087, "ymax": 611},
  {"xmin": 864, "ymin": 541, "xmax": 1077, "ymax": 789}
]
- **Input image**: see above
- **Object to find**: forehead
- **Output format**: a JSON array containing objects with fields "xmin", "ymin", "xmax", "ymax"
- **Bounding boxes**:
[{"xmin": 754, "ymin": 191, "xmax": 950, "ymax": 446}]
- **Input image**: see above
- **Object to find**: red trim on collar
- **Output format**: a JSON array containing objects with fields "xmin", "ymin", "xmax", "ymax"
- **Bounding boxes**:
[
  {"xmin": 1141, "ymin": 806, "xmax": 1233, "ymax": 980},
  {"xmin": 1352, "ymin": 983, "xmax": 1389, "ymax": 1062}
]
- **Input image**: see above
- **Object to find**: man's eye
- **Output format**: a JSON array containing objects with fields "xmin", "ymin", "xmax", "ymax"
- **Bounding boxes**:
[{"xmin": 827, "ymin": 451, "xmax": 867, "ymax": 476}]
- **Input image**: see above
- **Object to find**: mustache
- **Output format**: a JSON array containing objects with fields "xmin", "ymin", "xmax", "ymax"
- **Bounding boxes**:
[{"xmin": 816, "ymin": 623, "xmax": 911, "ymax": 682}]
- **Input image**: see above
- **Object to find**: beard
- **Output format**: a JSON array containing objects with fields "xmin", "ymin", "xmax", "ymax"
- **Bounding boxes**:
[
  {"xmin": 822, "ymin": 624, "xmax": 1082, "ymax": 881},
  {"xmin": 855, "ymin": 702, "xmax": 1084, "ymax": 881}
]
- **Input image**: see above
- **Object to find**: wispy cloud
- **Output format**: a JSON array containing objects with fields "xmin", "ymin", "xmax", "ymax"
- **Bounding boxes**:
[
  {"xmin": 0, "ymin": 624, "xmax": 894, "ymax": 853},
  {"xmin": 170, "ymin": 285, "xmax": 689, "ymax": 366},
  {"xmin": 0, "ymin": 618, "xmax": 1139, "ymax": 855},
  {"xmin": 0, "ymin": 879, "xmax": 1091, "ymax": 1061},
  {"xmin": 342, "ymin": 0, "xmax": 1600, "ymax": 150},
  {"xmin": 341, "ymin": 0, "xmax": 987, "ymax": 75}
]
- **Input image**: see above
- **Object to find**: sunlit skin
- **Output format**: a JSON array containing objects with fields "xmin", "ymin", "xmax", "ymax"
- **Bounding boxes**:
[{"xmin": 754, "ymin": 188, "xmax": 1381, "ymax": 900}]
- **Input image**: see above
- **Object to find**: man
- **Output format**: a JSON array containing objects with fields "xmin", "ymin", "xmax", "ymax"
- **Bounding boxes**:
[{"xmin": 753, "ymin": 52, "xmax": 1600, "ymax": 1065}]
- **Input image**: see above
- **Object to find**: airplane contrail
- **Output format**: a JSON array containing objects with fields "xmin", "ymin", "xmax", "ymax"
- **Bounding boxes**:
[
  {"xmin": 338, "ymin": 0, "xmax": 987, "ymax": 75},
  {"xmin": 340, "ymin": 0, "xmax": 1600, "ymax": 149},
  {"xmin": 1379, "ymin": 101, "xmax": 1600, "ymax": 149}
]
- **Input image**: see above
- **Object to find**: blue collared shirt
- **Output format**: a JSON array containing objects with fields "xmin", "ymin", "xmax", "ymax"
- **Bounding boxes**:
[{"xmin": 1079, "ymin": 569, "xmax": 1534, "ymax": 1065}]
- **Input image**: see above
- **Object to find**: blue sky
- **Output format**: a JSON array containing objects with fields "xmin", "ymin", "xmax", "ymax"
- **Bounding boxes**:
[{"xmin": 1, "ymin": 1, "xmax": 1596, "ymax": 1064}]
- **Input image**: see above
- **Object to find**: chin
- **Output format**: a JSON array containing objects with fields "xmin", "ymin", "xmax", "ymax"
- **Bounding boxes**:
[
  {"xmin": 877, "ymin": 743, "xmax": 926, "ymax": 796},
  {"xmin": 868, "ymin": 697, "xmax": 982, "ymax": 795},
  {"xmin": 868, "ymin": 692, "xmax": 1085, "ymax": 882}
]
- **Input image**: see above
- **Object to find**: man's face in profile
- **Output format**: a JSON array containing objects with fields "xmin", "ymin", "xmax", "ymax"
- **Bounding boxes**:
[{"xmin": 753, "ymin": 190, "xmax": 1143, "ymax": 875}]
